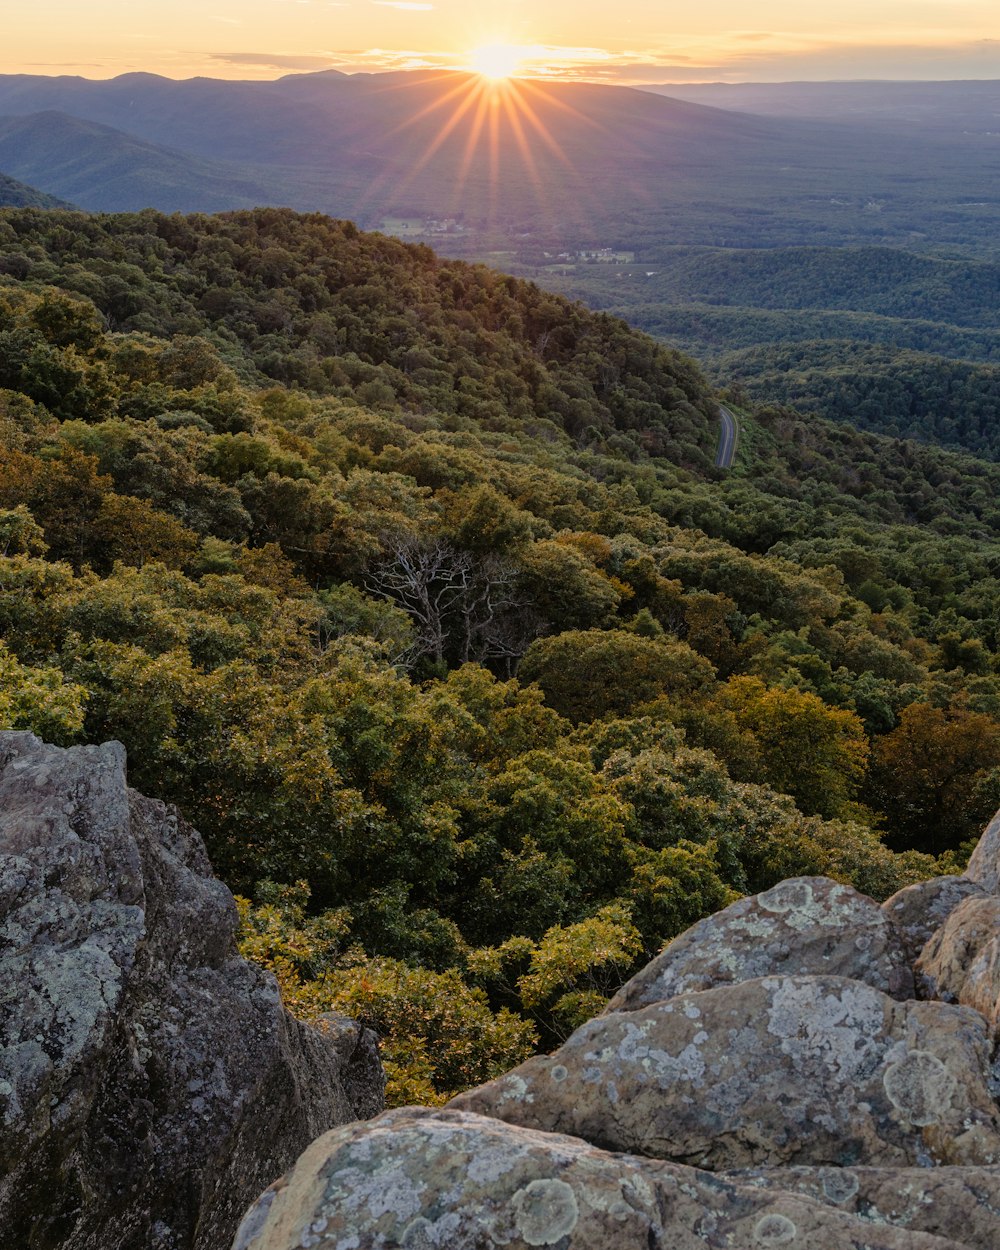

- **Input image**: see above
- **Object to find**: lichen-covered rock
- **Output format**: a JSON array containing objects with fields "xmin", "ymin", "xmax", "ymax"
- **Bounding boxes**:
[
  {"xmin": 964, "ymin": 808, "xmax": 1000, "ymax": 894},
  {"xmin": 915, "ymin": 895, "xmax": 1000, "ymax": 1029},
  {"xmin": 606, "ymin": 877, "xmax": 913, "ymax": 1012},
  {"xmin": 881, "ymin": 875, "xmax": 988, "ymax": 967},
  {"xmin": 233, "ymin": 1108, "xmax": 964, "ymax": 1250},
  {"xmin": 0, "ymin": 731, "xmax": 384, "ymax": 1250},
  {"xmin": 452, "ymin": 975, "xmax": 1000, "ymax": 1169},
  {"xmin": 727, "ymin": 1165, "xmax": 1000, "ymax": 1250}
]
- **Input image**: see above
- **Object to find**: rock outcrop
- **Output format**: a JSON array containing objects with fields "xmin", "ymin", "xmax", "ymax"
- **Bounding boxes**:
[
  {"xmin": 233, "ymin": 1109, "xmax": 967, "ymax": 1250},
  {"xmin": 881, "ymin": 874, "xmax": 987, "ymax": 965},
  {"xmin": 605, "ymin": 876, "xmax": 914, "ymax": 1010},
  {"xmin": 728, "ymin": 1166, "xmax": 1000, "ymax": 1250},
  {"xmin": 964, "ymin": 809, "xmax": 1000, "ymax": 893},
  {"xmin": 916, "ymin": 895, "xmax": 1000, "ymax": 1027},
  {"xmin": 454, "ymin": 974, "xmax": 1000, "ymax": 1168},
  {"xmin": 235, "ymin": 806, "xmax": 1000, "ymax": 1250},
  {"xmin": 0, "ymin": 731, "xmax": 384, "ymax": 1250}
]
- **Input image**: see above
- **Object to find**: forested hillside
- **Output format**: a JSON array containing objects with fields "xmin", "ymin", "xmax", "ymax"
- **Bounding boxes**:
[
  {"xmin": 0, "ymin": 169, "xmax": 71, "ymax": 209},
  {"xmin": 0, "ymin": 113, "xmax": 276, "ymax": 214},
  {"xmin": 719, "ymin": 341, "xmax": 1000, "ymax": 459},
  {"xmin": 2, "ymin": 206, "xmax": 1000, "ymax": 1102},
  {"xmin": 551, "ymin": 247, "xmax": 1000, "ymax": 325},
  {"xmin": 531, "ymin": 245, "xmax": 1000, "ymax": 460}
]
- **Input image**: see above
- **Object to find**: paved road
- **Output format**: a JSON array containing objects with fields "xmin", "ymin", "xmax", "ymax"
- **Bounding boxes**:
[{"xmin": 715, "ymin": 405, "xmax": 739, "ymax": 469}]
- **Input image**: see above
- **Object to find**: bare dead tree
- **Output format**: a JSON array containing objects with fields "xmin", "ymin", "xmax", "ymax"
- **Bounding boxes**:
[{"xmin": 366, "ymin": 536, "xmax": 543, "ymax": 671}]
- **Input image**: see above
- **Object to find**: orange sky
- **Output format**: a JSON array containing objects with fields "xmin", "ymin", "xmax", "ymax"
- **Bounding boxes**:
[{"xmin": 3, "ymin": 0, "xmax": 1000, "ymax": 82}]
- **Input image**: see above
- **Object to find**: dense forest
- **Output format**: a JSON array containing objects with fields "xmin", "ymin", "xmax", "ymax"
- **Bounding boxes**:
[
  {"xmin": 527, "ymin": 245, "xmax": 1000, "ymax": 460},
  {"xmin": 603, "ymin": 305, "xmax": 1000, "ymax": 368},
  {"xmin": 2, "ymin": 207, "xmax": 1000, "ymax": 1103},
  {"xmin": 718, "ymin": 341, "xmax": 1000, "ymax": 460},
  {"xmin": 543, "ymin": 247, "xmax": 1000, "ymax": 325}
]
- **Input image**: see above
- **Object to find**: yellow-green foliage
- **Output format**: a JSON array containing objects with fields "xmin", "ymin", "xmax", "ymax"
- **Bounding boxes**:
[
  {"xmin": 0, "ymin": 641, "xmax": 87, "ymax": 743},
  {"xmin": 237, "ymin": 885, "xmax": 536, "ymax": 1106},
  {"xmin": 2, "ymin": 207, "xmax": 997, "ymax": 1083},
  {"xmin": 469, "ymin": 905, "xmax": 643, "ymax": 1040}
]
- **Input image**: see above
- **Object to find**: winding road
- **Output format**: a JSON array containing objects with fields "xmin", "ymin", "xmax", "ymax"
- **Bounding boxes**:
[{"xmin": 715, "ymin": 405, "xmax": 739, "ymax": 469}]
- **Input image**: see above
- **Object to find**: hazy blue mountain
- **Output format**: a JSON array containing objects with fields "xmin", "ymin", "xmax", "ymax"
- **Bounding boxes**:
[
  {"xmin": 0, "ymin": 111, "xmax": 279, "ymax": 212},
  {"xmin": 1, "ymin": 70, "xmax": 999, "ymax": 251},
  {"xmin": 640, "ymin": 79, "xmax": 1000, "ymax": 139}
]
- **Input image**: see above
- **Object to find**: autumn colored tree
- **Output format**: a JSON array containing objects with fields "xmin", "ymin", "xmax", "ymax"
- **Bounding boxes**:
[
  {"xmin": 716, "ymin": 676, "xmax": 870, "ymax": 820},
  {"xmin": 90, "ymin": 495, "xmax": 200, "ymax": 570},
  {"xmin": 869, "ymin": 702, "xmax": 1000, "ymax": 853},
  {"xmin": 0, "ymin": 445, "xmax": 111, "ymax": 564}
]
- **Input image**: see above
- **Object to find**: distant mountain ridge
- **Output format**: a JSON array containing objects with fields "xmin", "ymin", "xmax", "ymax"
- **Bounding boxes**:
[
  {"xmin": 641, "ymin": 79, "xmax": 1000, "ymax": 139},
  {"xmin": 1, "ymin": 70, "xmax": 999, "ymax": 250}
]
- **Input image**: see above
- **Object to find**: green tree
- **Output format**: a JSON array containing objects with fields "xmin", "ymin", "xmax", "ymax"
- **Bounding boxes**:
[
  {"xmin": 519, "ymin": 629, "xmax": 715, "ymax": 722},
  {"xmin": 0, "ymin": 641, "xmax": 87, "ymax": 743}
]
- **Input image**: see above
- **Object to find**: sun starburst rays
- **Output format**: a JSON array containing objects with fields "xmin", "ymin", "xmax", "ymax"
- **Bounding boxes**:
[{"xmin": 352, "ymin": 64, "xmax": 609, "ymax": 232}]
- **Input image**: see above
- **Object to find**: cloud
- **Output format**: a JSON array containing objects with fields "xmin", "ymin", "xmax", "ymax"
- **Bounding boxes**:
[
  {"xmin": 22, "ymin": 61, "xmax": 107, "ymax": 68},
  {"xmin": 326, "ymin": 47, "xmax": 441, "ymax": 70},
  {"xmin": 237, "ymin": 34, "xmax": 1000, "ymax": 86},
  {"xmin": 212, "ymin": 52, "xmax": 339, "ymax": 70},
  {"xmin": 567, "ymin": 62, "xmax": 730, "ymax": 83},
  {"xmin": 499, "ymin": 38, "xmax": 1000, "ymax": 85}
]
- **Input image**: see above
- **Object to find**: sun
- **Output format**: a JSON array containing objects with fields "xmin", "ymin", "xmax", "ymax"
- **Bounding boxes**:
[{"xmin": 466, "ymin": 43, "xmax": 526, "ymax": 81}]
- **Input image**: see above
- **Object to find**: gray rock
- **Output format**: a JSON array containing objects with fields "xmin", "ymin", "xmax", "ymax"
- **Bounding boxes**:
[
  {"xmin": 727, "ymin": 1165, "xmax": 1000, "ymax": 1250},
  {"xmin": 964, "ymin": 807, "xmax": 1000, "ymax": 893},
  {"xmin": 233, "ymin": 1107, "xmax": 964, "ymax": 1250},
  {"xmin": 606, "ymin": 876, "xmax": 913, "ymax": 1012},
  {"xmin": 881, "ymin": 875, "xmax": 988, "ymax": 967},
  {"xmin": 915, "ymin": 895, "xmax": 1000, "ymax": 1029},
  {"xmin": 452, "ymin": 975, "xmax": 1000, "ymax": 1169},
  {"xmin": 0, "ymin": 730, "xmax": 384, "ymax": 1250}
]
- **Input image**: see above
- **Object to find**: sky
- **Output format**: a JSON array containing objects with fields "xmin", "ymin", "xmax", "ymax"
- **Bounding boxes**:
[{"xmin": 3, "ymin": 0, "xmax": 1000, "ymax": 83}]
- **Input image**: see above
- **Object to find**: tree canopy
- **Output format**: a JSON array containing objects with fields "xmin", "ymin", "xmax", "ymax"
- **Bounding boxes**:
[{"xmin": 1, "ymin": 205, "xmax": 995, "ymax": 1100}]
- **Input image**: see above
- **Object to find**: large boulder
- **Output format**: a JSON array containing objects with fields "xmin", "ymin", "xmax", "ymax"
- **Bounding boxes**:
[
  {"xmin": 452, "ymin": 975, "xmax": 1000, "ymax": 1169},
  {"xmin": 606, "ymin": 876, "xmax": 913, "ymax": 1012},
  {"xmin": 0, "ymin": 731, "xmax": 384, "ymax": 1250},
  {"xmin": 964, "ymin": 808, "xmax": 1000, "ymax": 893},
  {"xmin": 233, "ymin": 1107, "xmax": 964, "ymax": 1250},
  {"xmin": 881, "ymin": 875, "xmax": 987, "ymax": 967},
  {"xmin": 916, "ymin": 895, "xmax": 1000, "ymax": 1030}
]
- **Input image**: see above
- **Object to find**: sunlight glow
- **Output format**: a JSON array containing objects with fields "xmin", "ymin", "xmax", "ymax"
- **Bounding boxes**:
[
  {"xmin": 466, "ymin": 43, "xmax": 527, "ymax": 81},
  {"xmin": 353, "ymin": 63, "xmax": 607, "ymax": 240}
]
